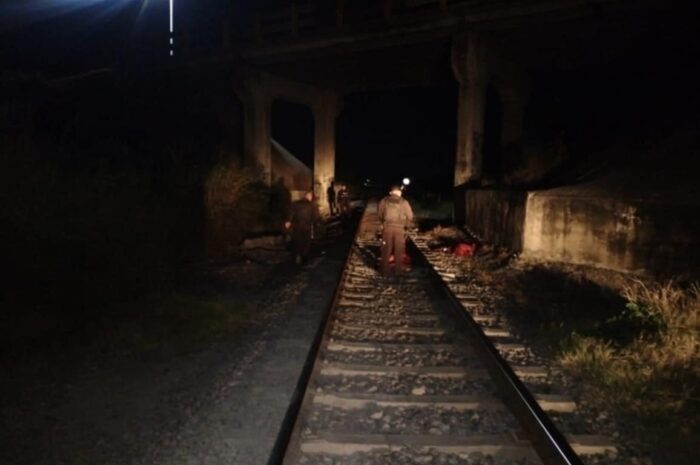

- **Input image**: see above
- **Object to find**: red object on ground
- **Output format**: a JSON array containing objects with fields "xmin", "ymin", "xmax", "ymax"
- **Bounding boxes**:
[
  {"xmin": 388, "ymin": 254, "xmax": 412, "ymax": 266},
  {"xmin": 454, "ymin": 242, "xmax": 476, "ymax": 257}
]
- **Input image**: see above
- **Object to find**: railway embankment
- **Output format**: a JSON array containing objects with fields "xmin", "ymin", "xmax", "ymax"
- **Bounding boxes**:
[
  {"xmin": 1, "ymin": 220, "xmax": 356, "ymax": 465},
  {"xmin": 418, "ymin": 224, "xmax": 699, "ymax": 465}
]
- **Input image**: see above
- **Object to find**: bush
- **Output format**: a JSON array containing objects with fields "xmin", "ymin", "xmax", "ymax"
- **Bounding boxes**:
[
  {"xmin": 560, "ymin": 280, "xmax": 700, "ymax": 464},
  {"xmin": 0, "ymin": 136, "xmax": 286, "ymax": 355},
  {"xmin": 605, "ymin": 301, "xmax": 666, "ymax": 342},
  {"xmin": 0, "ymin": 139, "xmax": 205, "ymax": 309},
  {"xmin": 203, "ymin": 161, "xmax": 273, "ymax": 256},
  {"xmin": 621, "ymin": 280, "xmax": 700, "ymax": 337}
]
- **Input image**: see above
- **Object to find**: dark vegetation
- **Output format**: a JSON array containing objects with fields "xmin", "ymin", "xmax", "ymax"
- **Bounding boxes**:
[
  {"xmin": 461, "ymin": 250, "xmax": 700, "ymax": 465},
  {"xmin": 0, "ymin": 68, "xmax": 281, "ymax": 372}
]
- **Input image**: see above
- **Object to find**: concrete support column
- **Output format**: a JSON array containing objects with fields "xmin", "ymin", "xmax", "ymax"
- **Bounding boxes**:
[
  {"xmin": 313, "ymin": 91, "xmax": 341, "ymax": 216},
  {"xmin": 499, "ymin": 75, "xmax": 530, "ymax": 151},
  {"xmin": 336, "ymin": 0, "xmax": 344, "ymax": 29},
  {"xmin": 452, "ymin": 32, "xmax": 487, "ymax": 186},
  {"xmin": 241, "ymin": 87, "xmax": 272, "ymax": 184}
]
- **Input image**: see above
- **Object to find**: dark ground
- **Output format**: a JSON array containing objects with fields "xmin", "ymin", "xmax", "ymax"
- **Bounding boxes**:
[{"xmin": 1, "ymin": 217, "xmax": 357, "ymax": 465}]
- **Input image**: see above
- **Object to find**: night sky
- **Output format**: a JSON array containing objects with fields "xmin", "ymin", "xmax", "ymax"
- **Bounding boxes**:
[
  {"xmin": 336, "ymin": 86, "xmax": 456, "ymax": 191},
  {"xmin": 2, "ymin": 1, "xmax": 159, "ymax": 74},
  {"xmin": 1, "ymin": 0, "xmax": 241, "ymax": 74},
  {"xmin": 272, "ymin": 85, "xmax": 457, "ymax": 192}
]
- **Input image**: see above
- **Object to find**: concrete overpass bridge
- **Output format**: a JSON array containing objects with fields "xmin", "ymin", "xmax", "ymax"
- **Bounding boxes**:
[
  {"xmin": 19, "ymin": 0, "xmax": 691, "ymax": 276},
  {"xmin": 202, "ymin": 0, "xmax": 698, "ymax": 277},
  {"xmin": 222, "ymin": 0, "xmax": 668, "ymax": 211}
]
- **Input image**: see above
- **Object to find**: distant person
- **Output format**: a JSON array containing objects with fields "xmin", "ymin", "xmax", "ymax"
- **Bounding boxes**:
[
  {"xmin": 337, "ymin": 184, "xmax": 351, "ymax": 219},
  {"xmin": 378, "ymin": 185, "xmax": 414, "ymax": 276},
  {"xmin": 326, "ymin": 181, "xmax": 337, "ymax": 216},
  {"xmin": 285, "ymin": 191, "xmax": 317, "ymax": 264}
]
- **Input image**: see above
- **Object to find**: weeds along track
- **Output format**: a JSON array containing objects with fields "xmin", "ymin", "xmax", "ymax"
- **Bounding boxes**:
[{"xmin": 276, "ymin": 203, "xmax": 615, "ymax": 465}]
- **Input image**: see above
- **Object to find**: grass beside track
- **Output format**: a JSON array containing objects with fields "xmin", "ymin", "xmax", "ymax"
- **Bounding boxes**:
[
  {"xmin": 558, "ymin": 281, "xmax": 700, "ymax": 465},
  {"xmin": 476, "ymin": 260, "xmax": 698, "ymax": 464}
]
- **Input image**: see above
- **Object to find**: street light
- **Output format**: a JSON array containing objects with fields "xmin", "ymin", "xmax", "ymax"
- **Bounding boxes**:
[{"xmin": 169, "ymin": 0, "xmax": 174, "ymax": 56}]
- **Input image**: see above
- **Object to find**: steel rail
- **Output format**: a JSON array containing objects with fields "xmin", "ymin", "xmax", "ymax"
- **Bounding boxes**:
[
  {"xmin": 268, "ymin": 204, "xmax": 583, "ymax": 465},
  {"xmin": 266, "ymin": 214, "xmax": 364, "ymax": 465},
  {"xmin": 407, "ymin": 239, "xmax": 584, "ymax": 465}
]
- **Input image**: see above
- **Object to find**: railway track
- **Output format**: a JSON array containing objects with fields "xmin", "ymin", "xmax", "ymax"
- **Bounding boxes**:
[{"xmin": 272, "ymin": 202, "xmax": 616, "ymax": 465}]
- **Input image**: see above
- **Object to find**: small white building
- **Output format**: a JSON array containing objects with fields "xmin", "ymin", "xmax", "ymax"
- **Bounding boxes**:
[{"xmin": 270, "ymin": 138, "xmax": 312, "ymax": 201}]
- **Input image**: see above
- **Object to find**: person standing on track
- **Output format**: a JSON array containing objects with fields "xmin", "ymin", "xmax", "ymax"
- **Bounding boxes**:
[
  {"xmin": 285, "ymin": 190, "xmax": 317, "ymax": 264},
  {"xmin": 378, "ymin": 184, "xmax": 414, "ymax": 276},
  {"xmin": 326, "ymin": 181, "xmax": 337, "ymax": 216},
  {"xmin": 337, "ymin": 184, "xmax": 351, "ymax": 219}
]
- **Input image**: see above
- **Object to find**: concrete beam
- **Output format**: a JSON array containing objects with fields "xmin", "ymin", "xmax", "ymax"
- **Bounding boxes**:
[
  {"xmin": 452, "ymin": 31, "xmax": 486, "ymax": 186},
  {"xmin": 240, "ymin": 0, "xmax": 656, "ymax": 64}
]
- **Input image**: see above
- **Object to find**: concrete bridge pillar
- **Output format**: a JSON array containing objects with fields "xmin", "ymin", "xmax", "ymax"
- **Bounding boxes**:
[
  {"xmin": 452, "ymin": 32, "xmax": 487, "ymax": 186},
  {"xmin": 499, "ymin": 73, "xmax": 530, "ymax": 153},
  {"xmin": 313, "ymin": 91, "xmax": 342, "ymax": 216},
  {"xmin": 238, "ymin": 75, "xmax": 272, "ymax": 184}
]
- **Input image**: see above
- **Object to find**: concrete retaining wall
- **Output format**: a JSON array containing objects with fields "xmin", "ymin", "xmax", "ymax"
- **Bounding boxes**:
[
  {"xmin": 463, "ymin": 187, "xmax": 700, "ymax": 276},
  {"xmin": 465, "ymin": 189, "xmax": 527, "ymax": 251},
  {"xmin": 522, "ymin": 192, "xmax": 700, "ymax": 276}
]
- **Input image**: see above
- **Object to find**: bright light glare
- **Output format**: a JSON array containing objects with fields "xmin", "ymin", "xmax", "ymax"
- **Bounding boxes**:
[
  {"xmin": 2, "ymin": 1, "xmax": 141, "ymax": 30},
  {"xmin": 402, "ymin": 177, "xmax": 411, "ymax": 186}
]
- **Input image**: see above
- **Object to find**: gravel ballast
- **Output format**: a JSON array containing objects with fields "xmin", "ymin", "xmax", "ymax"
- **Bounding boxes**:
[{"xmin": 1, "ymin": 237, "xmax": 352, "ymax": 465}]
